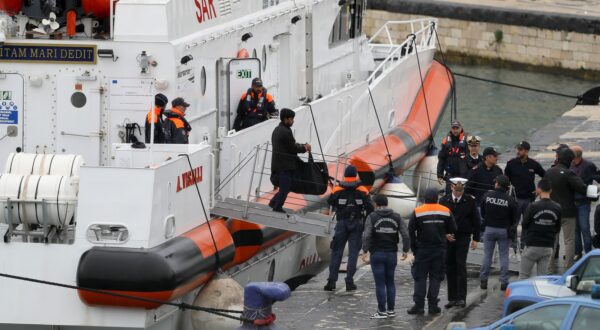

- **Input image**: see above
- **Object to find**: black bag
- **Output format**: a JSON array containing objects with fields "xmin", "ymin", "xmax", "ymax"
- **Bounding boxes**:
[{"xmin": 270, "ymin": 153, "xmax": 329, "ymax": 195}]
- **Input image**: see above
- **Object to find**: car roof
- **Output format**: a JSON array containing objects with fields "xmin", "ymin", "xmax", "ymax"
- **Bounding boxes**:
[{"xmin": 534, "ymin": 295, "xmax": 600, "ymax": 306}]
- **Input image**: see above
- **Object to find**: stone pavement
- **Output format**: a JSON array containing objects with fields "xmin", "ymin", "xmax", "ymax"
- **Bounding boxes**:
[{"xmin": 275, "ymin": 255, "xmax": 489, "ymax": 330}]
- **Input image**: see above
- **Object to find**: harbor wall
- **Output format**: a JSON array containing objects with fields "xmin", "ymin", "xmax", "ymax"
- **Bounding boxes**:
[{"xmin": 365, "ymin": 0, "xmax": 600, "ymax": 79}]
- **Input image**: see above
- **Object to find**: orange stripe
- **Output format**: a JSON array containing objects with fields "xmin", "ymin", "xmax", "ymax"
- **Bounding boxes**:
[{"xmin": 182, "ymin": 219, "xmax": 234, "ymax": 259}]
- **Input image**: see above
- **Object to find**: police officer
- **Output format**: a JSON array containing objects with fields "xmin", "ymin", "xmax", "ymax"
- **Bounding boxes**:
[
  {"xmin": 324, "ymin": 165, "xmax": 373, "ymax": 292},
  {"xmin": 145, "ymin": 93, "xmax": 168, "ymax": 144},
  {"xmin": 479, "ymin": 175, "xmax": 519, "ymax": 291},
  {"xmin": 408, "ymin": 188, "xmax": 457, "ymax": 315},
  {"xmin": 233, "ymin": 77, "xmax": 277, "ymax": 131},
  {"xmin": 437, "ymin": 120, "xmax": 469, "ymax": 192},
  {"xmin": 439, "ymin": 178, "xmax": 480, "ymax": 309},
  {"xmin": 163, "ymin": 97, "xmax": 192, "ymax": 144},
  {"xmin": 519, "ymin": 178, "xmax": 561, "ymax": 279},
  {"xmin": 466, "ymin": 136, "xmax": 483, "ymax": 170},
  {"xmin": 505, "ymin": 141, "xmax": 545, "ymax": 252},
  {"xmin": 467, "ymin": 147, "xmax": 503, "ymax": 205}
]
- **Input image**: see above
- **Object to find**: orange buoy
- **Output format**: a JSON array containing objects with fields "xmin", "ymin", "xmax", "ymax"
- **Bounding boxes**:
[{"xmin": 0, "ymin": 0, "xmax": 22, "ymax": 15}]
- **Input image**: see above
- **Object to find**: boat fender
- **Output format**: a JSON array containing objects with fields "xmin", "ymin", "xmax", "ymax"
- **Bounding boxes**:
[
  {"xmin": 236, "ymin": 282, "xmax": 290, "ymax": 330},
  {"xmin": 411, "ymin": 149, "xmax": 443, "ymax": 193},
  {"xmin": 191, "ymin": 274, "xmax": 244, "ymax": 330},
  {"xmin": 382, "ymin": 182, "xmax": 418, "ymax": 219}
]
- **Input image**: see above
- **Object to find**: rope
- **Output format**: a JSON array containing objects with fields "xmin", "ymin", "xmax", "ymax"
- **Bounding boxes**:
[
  {"xmin": 367, "ymin": 87, "xmax": 394, "ymax": 172},
  {"xmin": 0, "ymin": 272, "xmax": 247, "ymax": 322},
  {"xmin": 411, "ymin": 34, "xmax": 435, "ymax": 145},
  {"xmin": 453, "ymin": 72, "xmax": 580, "ymax": 100},
  {"xmin": 179, "ymin": 154, "xmax": 222, "ymax": 272},
  {"xmin": 305, "ymin": 103, "xmax": 327, "ymax": 165}
]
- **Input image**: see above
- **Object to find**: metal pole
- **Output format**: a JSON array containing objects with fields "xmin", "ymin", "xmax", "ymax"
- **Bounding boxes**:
[
  {"xmin": 255, "ymin": 142, "xmax": 269, "ymax": 198},
  {"xmin": 244, "ymin": 145, "xmax": 260, "ymax": 218}
]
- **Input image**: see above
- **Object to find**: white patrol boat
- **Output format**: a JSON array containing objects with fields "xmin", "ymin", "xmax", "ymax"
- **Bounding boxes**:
[{"xmin": 0, "ymin": 0, "xmax": 452, "ymax": 329}]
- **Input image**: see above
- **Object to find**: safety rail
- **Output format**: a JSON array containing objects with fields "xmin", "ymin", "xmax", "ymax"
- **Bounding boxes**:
[{"xmin": 367, "ymin": 18, "xmax": 437, "ymax": 84}]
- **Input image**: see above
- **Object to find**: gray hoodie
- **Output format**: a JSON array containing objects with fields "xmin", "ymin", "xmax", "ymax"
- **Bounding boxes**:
[{"xmin": 363, "ymin": 207, "xmax": 410, "ymax": 253}]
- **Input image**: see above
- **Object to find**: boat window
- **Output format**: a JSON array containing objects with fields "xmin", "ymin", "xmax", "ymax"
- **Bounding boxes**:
[
  {"xmin": 572, "ymin": 306, "xmax": 600, "ymax": 329},
  {"xmin": 262, "ymin": 45, "xmax": 267, "ymax": 72},
  {"xmin": 329, "ymin": 0, "xmax": 364, "ymax": 47},
  {"xmin": 510, "ymin": 304, "xmax": 570, "ymax": 330},
  {"xmin": 200, "ymin": 66, "xmax": 207, "ymax": 96}
]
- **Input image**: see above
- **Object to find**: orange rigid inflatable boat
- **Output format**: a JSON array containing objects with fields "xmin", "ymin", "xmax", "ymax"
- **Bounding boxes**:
[{"xmin": 75, "ymin": 60, "xmax": 453, "ymax": 309}]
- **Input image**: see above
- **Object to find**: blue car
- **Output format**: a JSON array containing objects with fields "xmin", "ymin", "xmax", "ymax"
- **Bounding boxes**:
[
  {"xmin": 470, "ymin": 295, "xmax": 600, "ymax": 330},
  {"xmin": 503, "ymin": 250, "xmax": 600, "ymax": 316}
]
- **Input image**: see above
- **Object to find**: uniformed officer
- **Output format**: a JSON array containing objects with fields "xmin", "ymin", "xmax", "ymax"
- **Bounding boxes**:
[
  {"xmin": 324, "ymin": 165, "xmax": 373, "ymax": 292},
  {"xmin": 408, "ymin": 188, "xmax": 457, "ymax": 315},
  {"xmin": 163, "ymin": 97, "xmax": 192, "ymax": 144},
  {"xmin": 479, "ymin": 175, "xmax": 519, "ymax": 291},
  {"xmin": 233, "ymin": 77, "xmax": 277, "ymax": 131},
  {"xmin": 467, "ymin": 147, "xmax": 503, "ymax": 204},
  {"xmin": 145, "ymin": 93, "xmax": 168, "ymax": 144},
  {"xmin": 505, "ymin": 141, "xmax": 545, "ymax": 252},
  {"xmin": 437, "ymin": 120, "xmax": 469, "ymax": 193},
  {"xmin": 439, "ymin": 178, "xmax": 480, "ymax": 309},
  {"xmin": 466, "ymin": 136, "xmax": 483, "ymax": 170}
]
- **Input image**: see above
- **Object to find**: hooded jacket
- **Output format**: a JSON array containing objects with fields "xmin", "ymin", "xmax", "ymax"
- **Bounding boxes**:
[
  {"xmin": 163, "ymin": 109, "xmax": 191, "ymax": 144},
  {"xmin": 545, "ymin": 149, "xmax": 588, "ymax": 217},
  {"xmin": 363, "ymin": 208, "xmax": 410, "ymax": 253}
]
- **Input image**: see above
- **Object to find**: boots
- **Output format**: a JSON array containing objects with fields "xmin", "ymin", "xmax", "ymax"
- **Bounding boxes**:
[
  {"xmin": 346, "ymin": 282, "xmax": 357, "ymax": 291},
  {"xmin": 323, "ymin": 280, "xmax": 336, "ymax": 291},
  {"xmin": 407, "ymin": 305, "xmax": 425, "ymax": 315}
]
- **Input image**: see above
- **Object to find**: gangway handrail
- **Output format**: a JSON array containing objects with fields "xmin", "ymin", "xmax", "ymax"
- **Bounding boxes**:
[{"xmin": 368, "ymin": 18, "xmax": 437, "ymax": 85}]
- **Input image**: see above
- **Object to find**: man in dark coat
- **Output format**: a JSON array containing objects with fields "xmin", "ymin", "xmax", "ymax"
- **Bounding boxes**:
[
  {"xmin": 439, "ymin": 178, "xmax": 480, "ymax": 308},
  {"xmin": 145, "ymin": 93, "xmax": 168, "ymax": 144},
  {"xmin": 269, "ymin": 108, "xmax": 310, "ymax": 212},
  {"xmin": 467, "ymin": 147, "xmax": 504, "ymax": 204},
  {"xmin": 437, "ymin": 120, "xmax": 469, "ymax": 193},
  {"xmin": 545, "ymin": 148, "xmax": 588, "ymax": 267}
]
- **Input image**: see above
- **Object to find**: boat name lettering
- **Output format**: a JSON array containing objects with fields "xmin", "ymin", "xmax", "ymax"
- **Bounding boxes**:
[
  {"xmin": 176, "ymin": 166, "xmax": 203, "ymax": 192},
  {"xmin": 0, "ymin": 44, "xmax": 97, "ymax": 64},
  {"xmin": 194, "ymin": 0, "xmax": 218, "ymax": 24}
]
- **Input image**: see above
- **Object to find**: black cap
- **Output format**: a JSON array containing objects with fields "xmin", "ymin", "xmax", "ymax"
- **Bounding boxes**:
[
  {"xmin": 451, "ymin": 120, "xmax": 462, "ymax": 128},
  {"xmin": 280, "ymin": 108, "xmax": 295, "ymax": 121},
  {"xmin": 495, "ymin": 175, "xmax": 510, "ymax": 188},
  {"xmin": 483, "ymin": 147, "xmax": 500, "ymax": 157},
  {"xmin": 172, "ymin": 97, "xmax": 190, "ymax": 108},
  {"xmin": 516, "ymin": 141, "xmax": 531, "ymax": 151},
  {"xmin": 252, "ymin": 77, "xmax": 263, "ymax": 87},
  {"xmin": 552, "ymin": 143, "xmax": 569, "ymax": 153},
  {"xmin": 374, "ymin": 194, "xmax": 388, "ymax": 207},
  {"xmin": 155, "ymin": 93, "xmax": 168, "ymax": 108}
]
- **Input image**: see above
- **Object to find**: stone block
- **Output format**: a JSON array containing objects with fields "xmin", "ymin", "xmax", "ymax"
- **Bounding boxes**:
[
  {"xmin": 518, "ymin": 45, "xmax": 527, "ymax": 54},
  {"xmin": 527, "ymin": 28, "xmax": 538, "ymax": 37},
  {"xmin": 450, "ymin": 28, "xmax": 462, "ymax": 38}
]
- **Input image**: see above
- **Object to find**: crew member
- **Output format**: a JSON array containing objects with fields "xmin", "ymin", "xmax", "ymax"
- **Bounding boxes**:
[
  {"xmin": 324, "ymin": 165, "xmax": 373, "ymax": 292},
  {"xmin": 570, "ymin": 146, "xmax": 600, "ymax": 259},
  {"xmin": 439, "ymin": 178, "xmax": 480, "ymax": 309},
  {"xmin": 545, "ymin": 148, "xmax": 588, "ymax": 267},
  {"xmin": 362, "ymin": 194, "xmax": 409, "ymax": 319},
  {"xmin": 163, "ymin": 97, "xmax": 192, "ymax": 144},
  {"xmin": 466, "ymin": 136, "xmax": 483, "ymax": 170},
  {"xmin": 145, "ymin": 93, "xmax": 168, "ymax": 144},
  {"xmin": 269, "ymin": 109, "xmax": 310, "ymax": 213},
  {"xmin": 479, "ymin": 175, "xmax": 518, "ymax": 291},
  {"xmin": 519, "ymin": 179, "xmax": 561, "ymax": 279},
  {"xmin": 467, "ymin": 147, "xmax": 503, "ymax": 204},
  {"xmin": 550, "ymin": 144, "xmax": 569, "ymax": 168},
  {"xmin": 437, "ymin": 120, "xmax": 469, "ymax": 192},
  {"xmin": 233, "ymin": 77, "xmax": 277, "ymax": 131},
  {"xmin": 505, "ymin": 141, "xmax": 545, "ymax": 252},
  {"xmin": 408, "ymin": 188, "xmax": 457, "ymax": 315}
]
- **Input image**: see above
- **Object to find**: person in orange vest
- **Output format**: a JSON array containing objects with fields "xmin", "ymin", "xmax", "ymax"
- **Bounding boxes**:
[
  {"xmin": 407, "ymin": 188, "xmax": 457, "ymax": 315},
  {"xmin": 163, "ymin": 97, "xmax": 192, "ymax": 144},
  {"xmin": 233, "ymin": 78, "xmax": 277, "ymax": 131},
  {"xmin": 144, "ymin": 93, "xmax": 168, "ymax": 144}
]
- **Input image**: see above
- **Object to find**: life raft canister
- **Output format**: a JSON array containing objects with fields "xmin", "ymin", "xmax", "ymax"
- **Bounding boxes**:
[{"xmin": 76, "ymin": 218, "xmax": 235, "ymax": 309}]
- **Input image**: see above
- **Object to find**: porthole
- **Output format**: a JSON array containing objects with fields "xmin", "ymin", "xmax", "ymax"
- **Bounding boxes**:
[
  {"xmin": 262, "ymin": 45, "xmax": 267, "ymax": 72},
  {"xmin": 71, "ymin": 92, "xmax": 87, "ymax": 108},
  {"xmin": 200, "ymin": 66, "xmax": 207, "ymax": 96},
  {"xmin": 252, "ymin": 48, "xmax": 258, "ymax": 58}
]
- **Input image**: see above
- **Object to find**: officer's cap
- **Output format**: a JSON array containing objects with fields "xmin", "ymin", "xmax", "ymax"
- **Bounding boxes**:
[
  {"xmin": 467, "ymin": 135, "xmax": 481, "ymax": 146},
  {"xmin": 252, "ymin": 77, "xmax": 263, "ymax": 87},
  {"xmin": 450, "ymin": 177, "xmax": 468, "ymax": 186}
]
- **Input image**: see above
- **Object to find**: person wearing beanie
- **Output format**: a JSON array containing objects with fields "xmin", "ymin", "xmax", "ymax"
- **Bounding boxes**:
[
  {"xmin": 269, "ymin": 108, "xmax": 311, "ymax": 212},
  {"xmin": 362, "ymin": 194, "xmax": 409, "ymax": 319},
  {"xmin": 544, "ymin": 147, "xmax": 588, "ymax": 267},
  {"xmin": 407, "ymin": 188, "xmax": 457, "ymax": 315},
  {"xmin": 144, "ymin": 93, "xmax": 169, "ymax": 144},
  {"xmin": 324, "ymin": 165, "xmax": 373, "ymax": 292},
  {"xmin": 479, "ymin": 175, "xmax": 519, "ymax": 291}
]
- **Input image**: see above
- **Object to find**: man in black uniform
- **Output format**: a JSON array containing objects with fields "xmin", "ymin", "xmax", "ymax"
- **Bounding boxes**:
[
  {"xmin": 440, "ymin": 178, "xmax": 480, "ymax": 308},
  {"xmin": 479, "ymin": 175, "xmax": 519, "ymax": 291},
  {"xmin": 467, "ymin": 147, "xmax": 503, "ymax": 204},
  {"xmin": 466, "ymin": 136, "xmax": 483, "ymax": 170},
  {"xmin": 269, "ymin": 109, "xmax": 311, "ymax": 212},
  {"xmin": 408, "ymin": 188, "xmax": 457, "ymax": 315},
  {"xmin": 324, "ymin": 165, "xmax": 373, "ymax": 292},
  {"xmin": 437, "ymin": 120, "xmax": 469, "ymax": 193},
  {"xmin": 519, "ymin": 178, "xmax": 562, "ymax": 279},
  {"xmin": 163, "ymin": 98, "xmax": 192, "ymax": 144},
  {"xmin": 233, "ymin": 77, "xmax": 277, "ymax": 131},
  {"xmin": 145, "ymin": 93, "xmax": 168, "ymax": 144},
  {"xmin": 505, "ymin": 141, "xmax": 546, "ymax": 252}
]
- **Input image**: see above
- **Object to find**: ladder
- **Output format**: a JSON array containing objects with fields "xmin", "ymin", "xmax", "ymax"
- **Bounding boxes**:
[{"xmin": 211, "ymin": 198, "xmax": 335, "ymax": 237}]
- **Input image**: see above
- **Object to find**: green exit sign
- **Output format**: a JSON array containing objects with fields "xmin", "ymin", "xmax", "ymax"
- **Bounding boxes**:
[{"xmin": 236, "ymin": 69, "xmax": 252, "ymax": 79}]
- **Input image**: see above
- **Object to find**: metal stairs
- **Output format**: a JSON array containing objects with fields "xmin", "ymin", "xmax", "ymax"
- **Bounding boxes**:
[{"xmin": 211, "ymin": 198, "xmax": 335, "ymax": 237}]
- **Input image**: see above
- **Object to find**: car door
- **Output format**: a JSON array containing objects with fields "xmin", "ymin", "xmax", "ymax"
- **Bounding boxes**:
[
  {"xmin": 493, "ymin": 303, "xmax": 573, "ymax": 330},
  {"xmin": 570, "ymin": 304, "xmax": 600, "ymax": 329}
]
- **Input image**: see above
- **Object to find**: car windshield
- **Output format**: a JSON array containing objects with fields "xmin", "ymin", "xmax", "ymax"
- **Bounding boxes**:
[
  {"xmin": 574, "ymin": 256, "xmax": 600, "ymax": 292},
  {"xmin": 496, "ymin": 304, "xmax": 570, "ymax": 330}
]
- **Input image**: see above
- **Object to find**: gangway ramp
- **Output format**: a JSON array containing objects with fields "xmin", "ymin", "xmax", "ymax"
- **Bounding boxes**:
[{"xmin": 211, "ymin": 198, "xmax": 335, "ymax": 237}]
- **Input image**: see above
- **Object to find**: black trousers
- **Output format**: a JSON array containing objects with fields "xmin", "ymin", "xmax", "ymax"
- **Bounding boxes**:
[
  {"xmin": 412, "ymin": 247, "xmax": 446, "ymax": 308},
  {"xmin": 446, "ymin": 234, "xmax": 470, "ymax": 302}
]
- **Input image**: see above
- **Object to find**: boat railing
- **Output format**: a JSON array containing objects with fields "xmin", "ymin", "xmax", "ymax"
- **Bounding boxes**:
[{"xmin": 367, "ymin": 18, "xmax": 437, "ymax": 84}]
